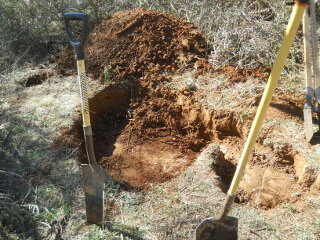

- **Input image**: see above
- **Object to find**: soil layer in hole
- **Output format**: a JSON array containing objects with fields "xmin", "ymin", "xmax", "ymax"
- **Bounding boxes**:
[
  {"xmin": 101, "ymin": 132, "xmax": 197, "ymax": 189},
  {"xmin": 21, "ymin": 70, "xmax": 52, "ymax": 87}
]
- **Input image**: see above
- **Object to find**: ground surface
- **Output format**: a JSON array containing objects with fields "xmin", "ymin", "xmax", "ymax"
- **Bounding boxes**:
[{"xmin": 1, "ymin": 7, "xmax": 320, "ymax": 240}]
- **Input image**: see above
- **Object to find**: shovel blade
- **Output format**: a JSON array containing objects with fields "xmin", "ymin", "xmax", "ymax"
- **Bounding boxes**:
[
  {"xmin": 304, "ymin": 108, "xmax": 313, "ymax": 142},
  {"xmin": 82, "ymin": 164, "xmax": 106, "ymax": 228},
  {"xmin": 196, "ymin": 216, "xmax": 238, "ymax": 240}
]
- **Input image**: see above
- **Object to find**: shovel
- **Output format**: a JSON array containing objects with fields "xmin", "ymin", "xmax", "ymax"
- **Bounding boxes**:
[
  {"xmin": 303, "ymin": 5, "xmax": 314, "ymax": 142},
  {"xmin": 64, "ymin": 12, "xmax": 106, "ymax": 229},
  {"xmin": 196, "ymin": 1, "xmax": 308, "ymax": 239},
  {"xmin": 303, "ymin": 0, "xmax": 320, "ymax": 142}
]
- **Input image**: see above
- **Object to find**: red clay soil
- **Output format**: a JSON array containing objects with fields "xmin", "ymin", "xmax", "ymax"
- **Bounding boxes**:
[
  {"xmin": 54, "ymin": 8, "xmax": 206, "ymax": 84},
  {"xmin": 221, "ymin": 65, "xmax": 271, "ymax": 83},
  {"xmin": 55, "ymin": 8, "xmax": 317, "ymax": 207}
]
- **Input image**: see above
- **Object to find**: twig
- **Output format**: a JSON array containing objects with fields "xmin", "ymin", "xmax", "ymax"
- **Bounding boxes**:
[
  {"xmin": 250, "ymin": 229, "xmax": 265, "ymax": 240},
  {"xmin": 0, "ymin": 225, "xmax": 13, "ymax": 240},
  {"xmin": 1, "ymin": 131, "xmax": 12, "ymax": 157},
  {"xmin": 116, "ymin": 17, "xmax": 142, "ymax": 36},
  {"xmin": 126, "ymin": 128, "xmax": 132, "ymax": 152},
  {"xmin": 0, "ymin": 170, "xmax": 22, "ymax": 178}
]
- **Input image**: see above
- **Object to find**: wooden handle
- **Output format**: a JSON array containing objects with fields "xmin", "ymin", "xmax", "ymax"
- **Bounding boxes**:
[{"xmin": 77, "ymin": 60, "xmax": 91, "ymax": 127}]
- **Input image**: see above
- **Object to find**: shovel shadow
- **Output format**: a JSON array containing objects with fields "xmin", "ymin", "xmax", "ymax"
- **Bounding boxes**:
[
  {"xmin": 269, "ymin": 102, "xmax": 303, "ymax": 120},
  {"xmin": 104, "ymin": 222, "xmax": 145, "ymax": 240},
  {"xmin": 310, "ymin": 131, "xmax": 320, "ymax": 145}
]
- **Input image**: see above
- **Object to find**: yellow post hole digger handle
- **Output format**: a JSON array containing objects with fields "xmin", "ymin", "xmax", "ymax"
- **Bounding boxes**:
[{"xmin": 228, "ymin": 1, "xmax": 308, "ymax": 196}]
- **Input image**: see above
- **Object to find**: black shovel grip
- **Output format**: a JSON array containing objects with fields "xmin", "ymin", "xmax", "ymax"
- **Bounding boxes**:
[
  {"xmin": 64, "ymin": 12, "xmax": 89, "ymax": 60},
  {"xmin": 295, "ymin": 0, "xmax": 309, "ymax": 4}
]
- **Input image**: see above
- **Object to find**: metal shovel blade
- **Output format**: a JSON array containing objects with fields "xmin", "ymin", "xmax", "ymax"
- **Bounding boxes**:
[
  {"xmin": 303, "ymin": 107, "xmax": 313, "ymax": 142},
  {"xmin": 82, "ymin": 164, "xmax": 106, "ymax": 228},
  {"xmin": 196, "ymin": 216, "xmax": 238, "ymax": 240}
]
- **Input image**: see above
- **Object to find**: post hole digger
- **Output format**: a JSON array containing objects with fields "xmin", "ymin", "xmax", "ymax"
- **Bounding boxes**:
[
  {"xmin": 196, "ymin": 1, "xmax": 309, "ymax": 239},
  {"xmin": 64, "ymin": 13, "xmax": 106, "ymax": 229},
  {"xmin": 303, "ymin": 0, "xmax": 320, "ymax": 142}
]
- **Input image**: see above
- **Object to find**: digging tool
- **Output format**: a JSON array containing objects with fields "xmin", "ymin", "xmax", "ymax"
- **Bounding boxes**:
[
  {"xmin": 303, "ymin": 0, "xmax": 320, "ymax": 142},
  {"xmin": 303, "ymin": 6, "xmax": 314, "ymax": 142},
  {"xmin": 64, "ymin": 12, "xmax": 106, "ymax": 229},
  {"xmin": 196, "ymin": 1, "xmax": 308, "ymax": 239}
]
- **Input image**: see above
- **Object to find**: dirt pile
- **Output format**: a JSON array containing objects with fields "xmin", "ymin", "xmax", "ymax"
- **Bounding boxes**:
[{"xmin": 55, "ymin": 8, "xmax": 207, "ymax": 85}]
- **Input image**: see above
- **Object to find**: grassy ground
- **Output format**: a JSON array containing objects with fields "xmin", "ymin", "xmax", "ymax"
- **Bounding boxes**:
[{"xmin": 1, "ymin": 61, "xmax": 320, "ymax": 239}]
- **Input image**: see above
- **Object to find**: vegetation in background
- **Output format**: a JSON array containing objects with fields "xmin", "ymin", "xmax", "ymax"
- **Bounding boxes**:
[{"xmin": 0, "ymin": 0, "xmax": 296, "ymax": 74}]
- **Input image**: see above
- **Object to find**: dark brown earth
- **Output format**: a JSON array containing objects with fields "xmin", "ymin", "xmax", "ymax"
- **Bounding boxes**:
[
  {"xmin": 55, "ymin": 8, "xmax": 318, "ymax": 208},
  {"xmin": 21, "ymin": 69, "xmax": 53, "ymax": 87}
]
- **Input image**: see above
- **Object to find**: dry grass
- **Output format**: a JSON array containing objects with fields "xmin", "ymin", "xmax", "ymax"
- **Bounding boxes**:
[
  {"xmin": 1, "ymin": 62, "xmax": 320, "ymax": 239},
  {"xmin": 0, "ymin": 0, "xmax": 300, "ymax": 74},
  {"xmin": 0, "ymin": 68, "xmax": 83, "ymax": 239}
]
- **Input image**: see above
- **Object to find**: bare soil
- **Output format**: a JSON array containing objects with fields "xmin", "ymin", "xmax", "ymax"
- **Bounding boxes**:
[{"xmin": 54, "ymin": 8, "xmax": 320, "ymax": 212}]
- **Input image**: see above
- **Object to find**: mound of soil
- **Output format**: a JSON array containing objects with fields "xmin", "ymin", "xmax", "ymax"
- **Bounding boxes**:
[{"xmin": 55, "ymin": 8, "xmax": 207, "ymax": 86}]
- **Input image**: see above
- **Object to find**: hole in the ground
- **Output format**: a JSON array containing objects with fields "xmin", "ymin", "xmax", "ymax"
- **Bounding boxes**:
[
  {"xmin": 21, "ymin": 70, "xmax": 52, "ymax": 87},
  {"xmin": 71, "ymin": 82, "xmax": 247, "ymax": 190},
  {"xmin": 199, "ymin": 140, "xmax": 314, "ymax": 209},
  {"xmin": 75, "ymin": 85, "xmax": 207, "ymax": 189},
  {"xmin": 199, "ymin": 143, "xmax": 236, "ymax": 192},
  {"xmin": 69, "ymin": 82, "xmax": 314, "ymax": 209},
  {"xmin": 75, "ymin": 83, "xmax": 131, "ymax": 163},
  {"xmin": 236, "ymin": 149, "xmax": 308, "ymax": 209}
]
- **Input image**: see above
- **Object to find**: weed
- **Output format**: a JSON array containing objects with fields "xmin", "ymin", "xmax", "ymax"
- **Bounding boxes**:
[
  {"xmin": 84, "ymin": 229, "xmax": 118, "ymax": 240},
  {"xmin": 283, "ymin": 202, "xmax": 297, "ymax": 213},
  {"xmin": 239, "ymin": 110, "xmax": 249, "ymax": 123},
  {"xmin": 297, "ymin": 225, "xmax": 317, "ymax": 240},
  {"xmin": 11, "ymin": 125, "xmax": 25, "ymax": 134},
  {"xmin": 107, "ymin": 223, "xmax": 145, "ymax": 240},
  {"xmin": 306, "ymin": 149, "xmax": 320, "ymax": 171},
  {"xmin": 105, "ymin": 181, "xmax": 122, "ymax": 198},
  {"xmin": 263, "ymin": 138, "xmax": 273, "ymax": 147},
  {"xmin": 313, "ymin": 218, "xmax": 320, "ymax": 230},
  {"xmin": 147, "ymin": 89, "xmax": 155, "ymax": 97},
  {"xmin": 104, "ymin": 65, "xmax": 112, "ymax": 84}
]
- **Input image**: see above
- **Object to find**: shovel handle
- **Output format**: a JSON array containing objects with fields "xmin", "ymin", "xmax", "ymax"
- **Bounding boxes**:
[
  {"xmin": 64, "ymin": 12, "xmax": 89, "ymax": 60},
  {"xmin": 228, "ymin": 2, "xmax": 307, "ymax": 196}
]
